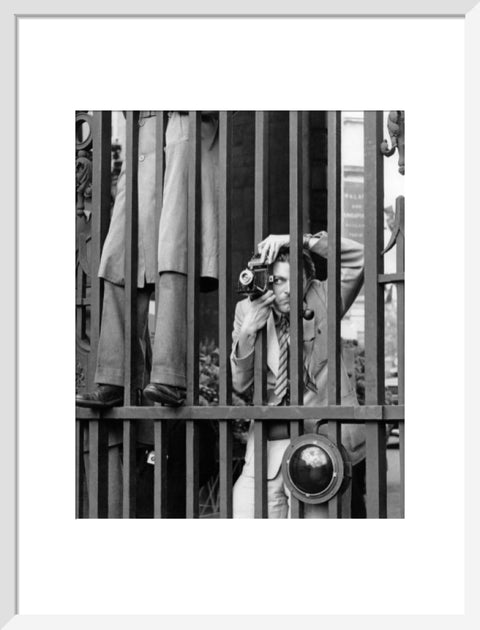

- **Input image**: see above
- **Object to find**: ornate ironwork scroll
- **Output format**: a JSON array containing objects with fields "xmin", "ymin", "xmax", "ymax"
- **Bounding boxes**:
[
  {"xmin": 380, "ymin": 111, "xmax": 405, "ymax": 176},
  {"xmin": 76, "ymin": 112, "xmax": 94, "ymax": 217},
  {"xmin": 382, "ymin": 195, "xmax": 405, "ymax": 255},
  {"xmin": 76, "ymin": 113, "xmax": 94, "ymax": 386},
  {"xmin": 75, "ymin": 112, "xmax": 123, "ymax": 391}
]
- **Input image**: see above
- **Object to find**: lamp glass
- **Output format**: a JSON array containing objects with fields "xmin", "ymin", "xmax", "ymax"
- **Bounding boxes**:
[{"xmin": 288, "ymin": 444, "xmax": 334, "ymax": 495}]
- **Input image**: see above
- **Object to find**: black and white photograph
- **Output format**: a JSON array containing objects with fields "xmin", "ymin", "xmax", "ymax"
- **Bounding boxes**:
[
  {"xmin": 9, "ymin": 6, "xmax": 471, "ymax": 622},
  {"xmin": 75, "ymin": 110, "xmax": 405, "ymax": 519}
]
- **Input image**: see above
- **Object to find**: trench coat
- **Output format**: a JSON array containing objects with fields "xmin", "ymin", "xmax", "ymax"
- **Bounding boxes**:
[
  {"xmin": 231, "ymin": 234, "xmax": 366, "ymax": 479},
  {"xmin": 98, "ymin": 112, "xmax": 219, "ymax": 288}
]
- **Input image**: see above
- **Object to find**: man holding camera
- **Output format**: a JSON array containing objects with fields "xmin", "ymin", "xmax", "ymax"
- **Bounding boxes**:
[{"xmin": 231, "ymin": 231, "xmax": 366, "ymax": 518}]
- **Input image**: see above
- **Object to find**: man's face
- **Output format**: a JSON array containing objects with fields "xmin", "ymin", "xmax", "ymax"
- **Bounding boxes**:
[{"xmin": 271, "ymin": 260, "xmax": 307, "ymax": 314}]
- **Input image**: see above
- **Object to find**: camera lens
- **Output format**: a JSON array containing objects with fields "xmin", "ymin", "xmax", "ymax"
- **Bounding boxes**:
[{"xmin": 239, "ymin": 269, "xmax": 254, "ymax": 286}]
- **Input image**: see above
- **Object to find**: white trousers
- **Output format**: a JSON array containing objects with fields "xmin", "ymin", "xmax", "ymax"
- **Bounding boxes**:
[{"xmin": 233, "ymin": 466, "xmax": 332, "ymax": 518}]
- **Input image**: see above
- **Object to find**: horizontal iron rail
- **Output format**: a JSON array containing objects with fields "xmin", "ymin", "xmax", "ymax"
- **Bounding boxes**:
[
  {"xmin": 76, "ymin": 298, "xmax": 91, "ymax": 307},
  {"xmin": 378, "ymin": 272, "xmax": 404, "ymax": 284},
  {"xmin": 76, "ymin": 404, "xmax": 404, "ymax": 422}
]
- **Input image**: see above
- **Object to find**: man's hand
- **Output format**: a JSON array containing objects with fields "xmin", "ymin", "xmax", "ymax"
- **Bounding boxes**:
[
  {"xmin": 257, "ymin": 234, "xmax": 290, "ymax": 264},
  {"xmin": 232, "ymin": 290, "xmax": 276, "ymax": 383},
  {"xmin": 240, "ymin": 290, "xmax": 276, "ymax": 336},
  {"xmin": 235, "ymin": 291, "xmax": 275, "ymax": 359}
]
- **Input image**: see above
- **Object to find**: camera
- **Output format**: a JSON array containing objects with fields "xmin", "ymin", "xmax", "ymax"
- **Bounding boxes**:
[
  {"xmin": 237, "ymin": 252, "xmax": 315, "ymax": 320},
  {"xmin": 237, "ymin": 254, "xmax": 272, "ymax": 299}
]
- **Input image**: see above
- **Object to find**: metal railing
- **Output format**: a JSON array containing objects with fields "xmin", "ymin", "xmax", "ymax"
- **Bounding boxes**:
[{"xmin": 75, "ymin": 110, "xmax": 405, "ymax": 519}]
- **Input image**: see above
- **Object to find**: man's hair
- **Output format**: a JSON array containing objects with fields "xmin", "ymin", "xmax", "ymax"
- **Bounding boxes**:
[{"xmin": 275, "ymin": 245, "xmax": 316, "ymax": 281}]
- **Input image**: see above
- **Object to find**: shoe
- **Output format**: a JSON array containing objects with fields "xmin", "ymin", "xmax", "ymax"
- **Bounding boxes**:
[
  {"xmin": 143, "ymin": 383, "xmax": 186, "ymax": 407},
  {"xmin": 76, "ymin": 384, "xmax": 124, "ymax": 409}
]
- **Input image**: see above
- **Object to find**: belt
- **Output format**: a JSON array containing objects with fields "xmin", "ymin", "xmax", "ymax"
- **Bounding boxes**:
[
  {"xmin": 122, "ymin": 111, "xmax": 156, "ymax": 121},
  {"xmin": 267, "ymin": 421, "xmax": 290, "ymax": 441},
  {"xmin": 267, "ymin": 394, "xmax": 291, "ymax": 440},
  {"xmin": 176, "ymin": 111, "xmax": 218, "ymax": 121},
  {"xmin": 135, "ymin": 111, "xmax": 216, "ymax": 124}
]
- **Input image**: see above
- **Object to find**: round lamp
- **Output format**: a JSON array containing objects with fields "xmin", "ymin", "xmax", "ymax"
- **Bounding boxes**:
[{"xmin": 282, "ymin": 434, "xmax": 351, "ymax": 504}]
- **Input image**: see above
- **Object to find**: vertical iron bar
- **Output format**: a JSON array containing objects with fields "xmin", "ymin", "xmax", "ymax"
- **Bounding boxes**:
[
  {"xmin": 254, "ymin": 111, "xmax": 269, "ymax": 518},
  {"xmin": 254, "ymin": 421, "xmax": 268, "ymax": 518},
  {"xmin": 88, "ymin": 111, "xmax": 111, "ymax": 389},
  {"xmin": 154, "ymin": 112, "xmax": 168, "ymax": 317},
  {"xmin": 219, "ymin": 111, "xmax": 233, "ymax": 518},
  {"xmin": 327, "ymin": 111, "xmax": 343, "ymax": 518},
  {"xmin": 186, "ymin": 111, "xmax": 202, "ymax": 518},
  {"xmin": 399, "ymin": 421, "xmax": 405, "ymax": 518},
  {"xmin": 328, "ymin": 422, "xmax": 346, "ymax": 518},
  {"xmin": 364, "ymin": 111, "xmax": 387, "ymax": 518},
  {"xmin": 289, "ymin": 111, "xmax": 304, "ymax": 405},
  {"xmin": 396, "ymin": 195, "xmax": 405, "ymax": 518},
  {"xmin": 327, "ymin": 111, "xmax": 342, "ymax": 406},
  {"xmin": 122, "ymin": 111, "xmax": 140, "ymax": 518},
  {"xmin": 107, "ymin": 448, "xmax": 119, "ymax": 518},
  {"xmin": 75, "ymin": 420, "xmax": 85, "ymax": 518},
  {"xmin": 124, "ymin": 111, "xmax": 140, "ymax": 404},
  {"xmin": 186, "ymin": 110, "xmax": 201, "ymax": 405},
  {"xmin": 186, "ymin": 420, "xmax": 200, "ymax": 518},
  {"xmin": 396, "ymin": 196, "xmax": 405, "ymax": 405},
  {"xmin": 289, "ymin": 419, "xmax": 304, "ymax": 519},
  {"xmin": 152, "ymin": 113, "xmax": 168, "ymax": 519},
  {"xmin": 253, "ymin": 111, "xmax": 269, "ymax": 404},
  {"xmin": 219, "ymin": 422, "xmax": 233, "ymax": 518},
  {"xmin": 289, "ymin": 111, "xmax": 305, "ymax": 519},
  {"xmin": 88, "ymin": 420, "xmax": 108, "ymax": 518},
  {"xmin": 122, "ymin": 422, "xmax": 136, "ymax": 518},
  {"xmin": 298, "ymin": 109, "xmax": 310, "ymax": 517},
  {"xmin": 302, "ymin": 111, "xmax": 311, "ymax": 233},
  {"xmin": 154, "ymin": 420, "xmax": 168, "ymax": 518},
  {"xmin": 219, "ymin": 111, "xmax": 233, "ymax": 406},
  {"xmin": 365, "ymin": 424, "xmax": 387, "ymax": 517}
]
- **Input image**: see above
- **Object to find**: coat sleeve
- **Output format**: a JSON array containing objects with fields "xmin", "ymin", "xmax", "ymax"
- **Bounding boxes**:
[
  {"xmin": 230, "ymin": 299, "xmax": 255, "ymax": 394},
  {"xmin": 309, "ymin": 232, "xmax": 364, "ymax": 316}
]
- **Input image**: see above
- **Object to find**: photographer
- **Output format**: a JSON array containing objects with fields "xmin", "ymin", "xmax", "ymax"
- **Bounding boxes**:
[{"xmin": 231, "ymin": 232, "xmax": 366, "ymax": 518}]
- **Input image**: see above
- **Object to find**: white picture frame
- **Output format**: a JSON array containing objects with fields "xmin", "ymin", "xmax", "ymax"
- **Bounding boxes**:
[{"xmin": 3, "ymin": 1, "xmax": 478, "ymax": 627}]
